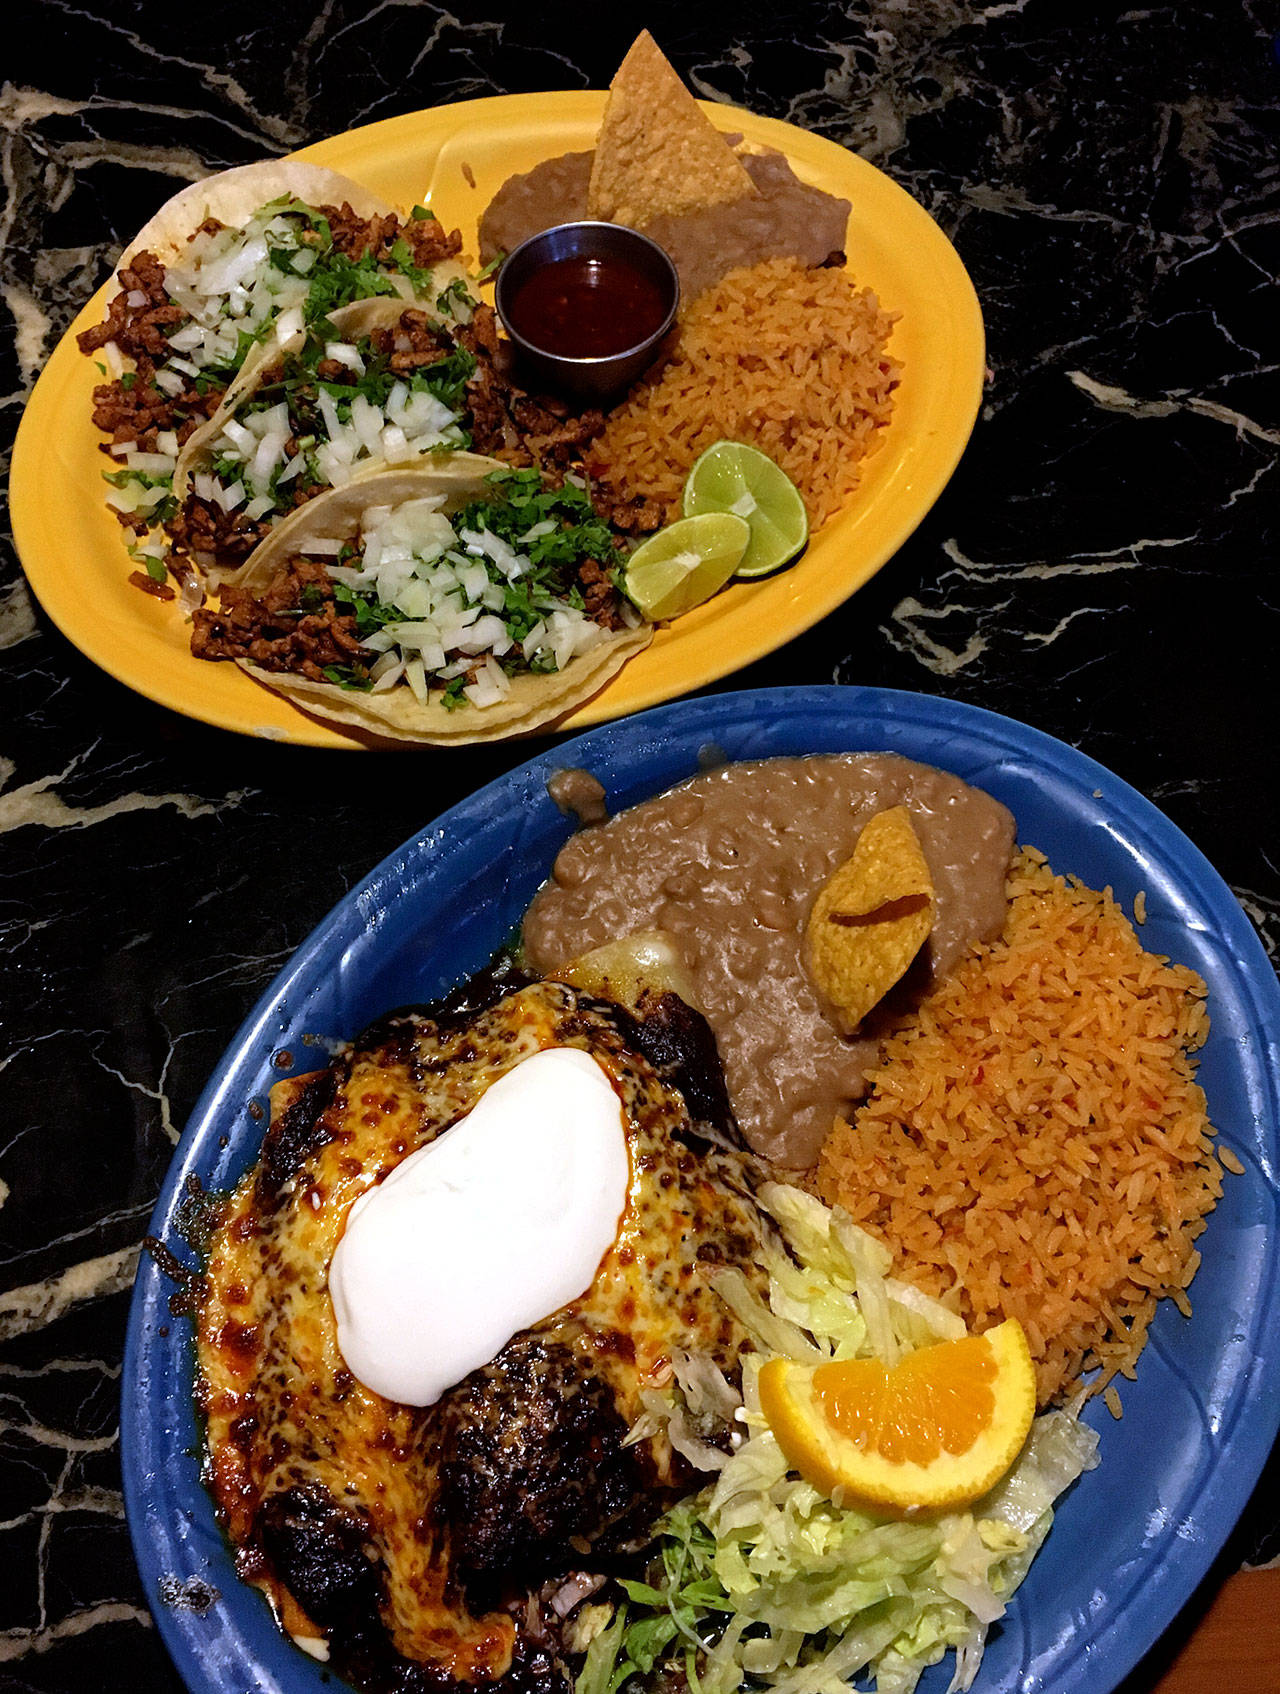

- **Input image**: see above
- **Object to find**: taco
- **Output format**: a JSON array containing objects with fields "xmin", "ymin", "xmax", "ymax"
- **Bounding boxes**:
[
  {"xmin": 167, "ymin": 296, "xmax": 479, "ymax": 580},
  {"xmin": 79, "ymin": 158, "xmax": 474, "ymax": 571},
  {"xmin": 190, "ymin": 463, "xmax": 652, "ymax": 744},
  {"xmin": 116, "ymin": 160, "xmax": 396, "ymax": 270}
]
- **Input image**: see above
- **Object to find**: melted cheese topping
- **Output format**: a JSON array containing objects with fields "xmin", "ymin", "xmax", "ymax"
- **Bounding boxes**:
[{"xmin": 196, "ymin": 984, "xmax": 767, "ymax": 1682}]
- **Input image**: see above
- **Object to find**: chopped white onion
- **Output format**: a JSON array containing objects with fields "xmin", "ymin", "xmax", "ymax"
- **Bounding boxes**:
[{"xmin": 325, "ymin": 341, "xmax": 365, "ymax": 375}]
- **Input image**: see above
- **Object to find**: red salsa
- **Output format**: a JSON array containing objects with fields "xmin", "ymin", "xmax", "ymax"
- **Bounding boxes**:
[{"xmin": 503, "ymin": 254, "xmax": 669, "ymax": 359}]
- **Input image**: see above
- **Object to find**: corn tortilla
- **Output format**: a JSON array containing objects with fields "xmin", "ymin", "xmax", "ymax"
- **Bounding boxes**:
[
  {"xmin": 227, "ymin": 465, "xmax": 652, "ymax": 745},
  {"xmin": 120, "ymin": 159, "xmax": 396, "ymax": 270}
]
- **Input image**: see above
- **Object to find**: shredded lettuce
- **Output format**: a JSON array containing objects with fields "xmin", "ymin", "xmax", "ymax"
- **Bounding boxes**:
[{"xmin": 587, "ymin": 1184, "xmax": 1100, "ymax": 1694}]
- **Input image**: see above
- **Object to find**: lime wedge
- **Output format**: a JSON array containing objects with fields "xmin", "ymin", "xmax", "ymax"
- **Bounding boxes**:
[
  {"xmin": 623, "ymin": 513, "xmax": 751, "ymax": 621},
  {"xmin": 682, "ymin": 440, "xmax": 809, "ymax": 578}
]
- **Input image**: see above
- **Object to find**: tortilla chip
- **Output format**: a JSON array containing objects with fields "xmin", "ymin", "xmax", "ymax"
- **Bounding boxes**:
[
  {"xmin": 587, "ymin": 31, "xmax": 756, "ymax": 228},
  {"xmin": 225, "ymin": 465, "xmax": 652, "ymax": 745},
  {"xmin": 805, "ymin": 806, "xmax": 935, "ymax": 1033}
]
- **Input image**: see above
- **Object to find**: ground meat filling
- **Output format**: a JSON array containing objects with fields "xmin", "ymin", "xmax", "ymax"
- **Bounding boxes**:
[
  {"xmin": 453, "ymin": 306, "xmax": 662, "ymax": 534},
  {"xmin": 587, "ymin": 480, "xmax": 666, "ymax": 536},
  {"xmin": 577, "ymin": 559, "xmax": 623, "ymax": 626},
  {"xmin": 375, "ymin": 306, "xmax": 457, "ymax": 372},
  {"xmin": 325, "ymin": 206, "xmax": 463, "ymax": 270},
  {"xmin": 78, "ymin": 247, "xmax": 224, "ymax": 519},
  {"xmin": 79, "ymin": 204, "xmax": 466, "ymax": 500},
  {"xmin": 168, "ymin": 499, "xmax": 277, "ymax": 572},
  {"xmin": 456, "ymin": 303, "xmax": 608, "ymax": 475},
  {"xmin": 171, "ymin": 300, "xmax": 644, "ymax": 584},
  {"xmin": 190, "ymin": 558, "xmax": 370, "ymax": 680},
  {"xmin": 129, "ymin": 570, "xmax": 176, "ymax": 601},
  {"xmin": 78, "ymin": 248, "xmax": 188, "ymax": 364},
  {"xmin": 191, "ymin": 531, "xmax": 626, "ymax": 680}
]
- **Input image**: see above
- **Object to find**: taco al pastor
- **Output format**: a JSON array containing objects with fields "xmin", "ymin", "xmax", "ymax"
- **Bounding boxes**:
[
  {"xmin": 190, "ymin": 462, "xmax": 651, "ymax": 743},
  {"xmin": 78, "ymin": 159, "xmax": 472, "ymax": 589}
]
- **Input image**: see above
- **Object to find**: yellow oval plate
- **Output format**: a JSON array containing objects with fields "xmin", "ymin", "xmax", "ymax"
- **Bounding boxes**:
[{"xmin": 11, "ymin": 92, "xmax": 984, "ymax": 749}]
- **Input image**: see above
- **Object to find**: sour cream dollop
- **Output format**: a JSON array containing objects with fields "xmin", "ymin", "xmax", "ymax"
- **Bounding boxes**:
[{"xmin": 330, "ymin": 1046, "xmax": 630, "ymax": 1406}]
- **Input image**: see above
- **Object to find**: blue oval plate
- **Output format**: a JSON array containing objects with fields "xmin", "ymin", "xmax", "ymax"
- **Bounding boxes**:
[{"xmin": 123, "ymin": 686, "xmax": 1280, "ymax": 1694}]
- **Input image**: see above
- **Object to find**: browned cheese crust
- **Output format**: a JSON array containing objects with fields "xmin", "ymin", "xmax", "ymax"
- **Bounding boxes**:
[{"xmin": 196, "ymin": 981, "xmax": 768, "ymax": 1687}]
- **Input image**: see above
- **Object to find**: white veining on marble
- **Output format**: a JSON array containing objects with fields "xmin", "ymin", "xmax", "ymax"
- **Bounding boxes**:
[
  {"xmin": 1022, "ymin": 606, "xmax": 1111, "ymax": 646},
  {"xmin": 0, "ymin": 1354, "xmax": 122, "ymax": 1380},
  {"xmin": 0, "ymin": 1415, "xmax": 115, "ymax": 1455},
  {"xmin": 882, "ymin": 594, "xmax": 993, "ymax": 675},
  {"xmin": 2, "ymin": 64, "xmax": 299, "ymax": 151},
  {"xmin": 1, "ymin": 280, "xmax": 55, "ymax": 390},
  {"xmin": 0, "ymin": 1029, "xmax": 72, "ymax": 1080},
  {"xmin": 0, "ymin": 1243, "xmax": 141, "ymax": 1342},
  {"xmin": 0, "ymin": 1601, "xmax": 153, "ymax": 1661},
  {"xmin": 1070, "ymin": 370, "xmax": 1280, "ymax": 447},
  {"xmin": 0, "ymin": 750, "xmax": 248, "ymax": 834},
  {"xmin": 89, "ymin": 1040, "xmax": 189, "ymax": 1147},
  {"xmin": 939, "ymin": 538, "xmax": 1148, "ymax": 585},
  {"xmin": 0, "ymin": 580, "xmax": 36, "ymax": 649},
  {"xmin": 0, "ymin": 1199, "xmax": 153, "ymax": 1279}
]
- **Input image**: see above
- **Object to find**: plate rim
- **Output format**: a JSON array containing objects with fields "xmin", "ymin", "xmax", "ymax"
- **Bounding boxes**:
[
  {"xmin": 121, "ymin": 684, "xmax": 1280, "ymax": 1694},
  {"xmin": 13, "ymin": 94, "xmax": 984, "ymax": 748}
]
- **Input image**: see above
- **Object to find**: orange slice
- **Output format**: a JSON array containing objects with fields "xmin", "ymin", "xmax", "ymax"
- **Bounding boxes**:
[{"xmin": 757, "ymin": 1318, "xmax": 1036, "ymax": 1515}]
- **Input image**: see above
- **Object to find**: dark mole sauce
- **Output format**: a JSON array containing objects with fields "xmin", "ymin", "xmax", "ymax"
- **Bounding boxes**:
[{"xmin": 504, "ymin": 254, "xmax": 668, "ymax": 359}]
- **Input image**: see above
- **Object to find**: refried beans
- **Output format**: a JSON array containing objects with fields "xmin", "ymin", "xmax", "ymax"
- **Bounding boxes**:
[
  {"xmin": 522, "ymin": 755, "xmax": 1014, "ymax": 1169},
  {"xmin": 478, "ymin": 148, "xmax": 850, "ymax": 309}
]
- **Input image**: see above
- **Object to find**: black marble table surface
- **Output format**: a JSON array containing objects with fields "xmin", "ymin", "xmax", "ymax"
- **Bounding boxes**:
[{"xmin": 1, "ymin": 1, "xmax": 1277, "ymax": 1690}]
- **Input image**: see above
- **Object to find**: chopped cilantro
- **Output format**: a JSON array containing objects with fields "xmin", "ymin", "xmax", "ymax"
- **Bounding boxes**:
[
  {"xmin": 457, "ymin": 469, "xmax": 622, "ymax": 574},
  {"xmin": 103, "ymin": 466, "xmax": 173, "ymax": 493},
  {"xmin": 320, "ymin": 663, "xmax": 374, "ymax": 690},
  {"xmin": 332, "ymin": 580, "xmax": 401, "ymax": 640},
  {"xmin": 238, "ymin": 334, "xmax": 477, "ymax": 469},
  {"xmin": 436, "ymin": 277, "xmax": 475, "ymax": 317},
  {"xmin": 388, "ymin": 236, "xmax": 437, "ymax": 293},
  {"xmin": 302, "ymin": 251, "xmax": 402, "ymax": 323}
]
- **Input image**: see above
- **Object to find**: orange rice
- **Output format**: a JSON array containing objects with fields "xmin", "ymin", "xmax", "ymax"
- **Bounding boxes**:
[
  {"xmin": 588, "ymin": 256, "xmax": 899, "ymax": 529},
  {"xmin": 816, "ymin": 848, "xmax": 1225, "ymax": 1407}
]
